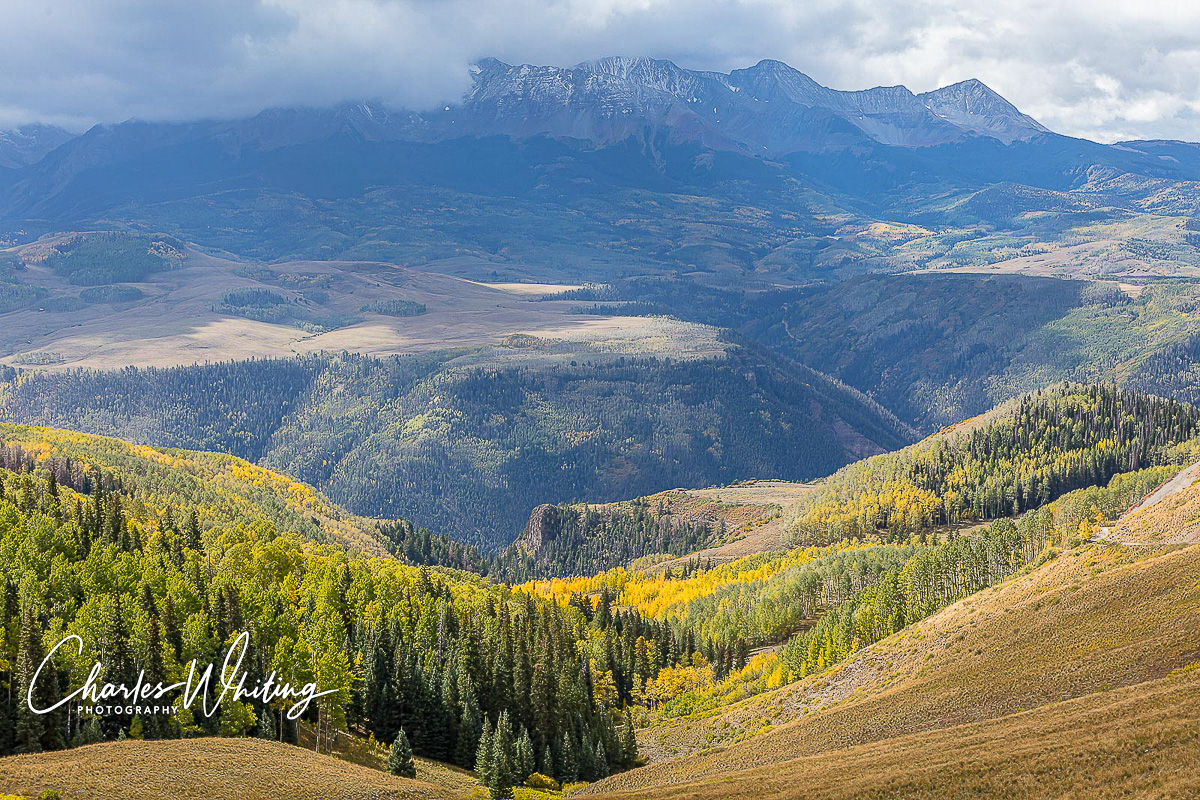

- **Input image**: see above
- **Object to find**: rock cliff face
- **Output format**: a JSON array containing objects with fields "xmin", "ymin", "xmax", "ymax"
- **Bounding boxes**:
[{"xmin": 518, "ymin": 503, "xmax": 565, "ymax": 552}]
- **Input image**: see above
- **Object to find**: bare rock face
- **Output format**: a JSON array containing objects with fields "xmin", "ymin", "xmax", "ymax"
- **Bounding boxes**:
[{"xmin": 520, "ymin": 503, "xmax": 564, "ymax": 552}]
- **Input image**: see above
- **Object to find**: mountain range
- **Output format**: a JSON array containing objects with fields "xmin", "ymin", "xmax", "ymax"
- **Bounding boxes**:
[
  {"xmin": 2, "ymin": 56, "xmax": 1199, "ymax": 278},
  {"xmin": 1, "ymin": 56, "xmax": 1054, "ymax": 162}
]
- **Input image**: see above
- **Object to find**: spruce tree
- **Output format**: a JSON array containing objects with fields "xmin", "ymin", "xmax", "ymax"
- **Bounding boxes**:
[
  {"xmin": 593, "ymin": 741, "xmax": 609, "ymax": 779},
  {"xmin": 74, "ymin": 717, "xmax": 102, "ymax": 747},
  {"xmin": 258, "ymin": 708, "xmax": 277, "ymax": 741},
  {"xmin": 515, "ymin": 726, "xmax": 535, "ymax": 783},
  {"xmin": 184, "ymin": 510, "xmax": 202, "ymax": 551},
  {"xmin": 475, "ymin": 718, "xmax": 495, "ymax": 785},
  {"xmin": 455, "ymin": 693, "xmax": 482, "ymax": 768},
  {"xmin": 619, "ymin": 709, "xmax": 638, "ymax": 768},
  {"xmin": 559, "ymin": 730, "xmax": 578, "ymax": 783},
  {"xmin": 388, "ymin": 727, "xmax": 417, "ymax": 779},
  {"xmin": 489, "ymin": 710, "xmax": 516, "ymax": 800},
  {"xmin": 14, "ymin": 605, "xmax": 46, "ymax": 753},
  {"xmin": 161, "ymin": 595, "xmax": 183, "ymax": 658},
  {"xmin": 142, "ymin": 616, "xmax": 169, "ymax": 739}
]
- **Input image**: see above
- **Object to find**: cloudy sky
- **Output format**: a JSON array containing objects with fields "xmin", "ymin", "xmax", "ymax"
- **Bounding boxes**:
[{"xmin": 1, "ymin": 0, "xmax": 1198, "ymax": 142}]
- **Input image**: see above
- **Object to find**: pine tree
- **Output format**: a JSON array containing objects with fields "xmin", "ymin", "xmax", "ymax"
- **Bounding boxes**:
[{"xmin": 388, "ymin": 728, "xmax": 417, "ymax": 779}]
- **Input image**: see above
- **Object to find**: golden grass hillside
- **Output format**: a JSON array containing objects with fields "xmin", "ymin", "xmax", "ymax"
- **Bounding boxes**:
[
  {"xmin": 1110, "ymin": 460, "xmax": 1200, "ymax": 545},
  {"xmin": 583, "ymin": 538, "xmax": 1200, "ymax": 795},
  {"xmin": 646, "ymin": 482, "xmax": 814, "ymax": 569},
  {"xmin": 0, "ymin": 738, "xmax": 454, "ymax": 800},
  {"xmin": 0, "ymin": 422, "xmax": 392, "ymax": 555},
  {"xmin": 587, "ymin": 667, "xmax": 1200, "ymax": 800}
]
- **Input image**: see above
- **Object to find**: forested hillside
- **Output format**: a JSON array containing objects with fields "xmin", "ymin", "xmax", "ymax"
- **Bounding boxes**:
[
  {"xmin": 584, "ymin": 534, "xmax": 1200, "ymax": 799},
  {"xmin": 786, "ymin": 383, "xmax": 1200, "ymax": 544},
  {"xmin": 0, "ymin": 450, "xmax": 762, "ymax": 794},
  {"xmin": 0, "ymin": 421, "xmax": 393, "ymax": 556},
  {"xmin": 1, "ymin": 386, "xmax": 1196, "ymax": 798},
  {"xmin": 780, "ymin": 467, "xmax": 1175, "ymax": 678},
  {"xmin": 0, "ymin": 359, "xmax": 322, "ymax": 462},
  {"xmin": 567, "ymin": 274, "xmax": 1200, "ymax": 432},
  {"xmin": 0, "ymin": 349, "xmax": 913, "ymax": 547},
  {"xmin": 526, "ymin": 463, "xmax": 1179, "ymax": 723}
]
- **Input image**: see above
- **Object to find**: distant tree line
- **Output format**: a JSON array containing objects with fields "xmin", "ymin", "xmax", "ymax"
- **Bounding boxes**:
[{"xmin": 788, "ymin": 384, "xmax": 1200, "ymax": 544}]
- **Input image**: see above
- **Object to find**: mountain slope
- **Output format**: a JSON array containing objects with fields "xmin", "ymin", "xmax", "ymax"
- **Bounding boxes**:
[
  {"xmin": 0, "ymin": 420, "xmax": 396, "ymax": 556},
  {"xmin": 587, "ymin": 668, "xmax": 1200, "ymax": 799},
  {"xmin": 0, "ymin": 348, "xmax": 914, "ymax": 547},
  {"xmin": 454, "ymin": 57, "xmax": 1041, "ymax": 152},
  {"xmin": 740, "ymin": 274, "xmax": 1200, "ymax": 431},
  {"xmin": 916, "ymin": 79, "xmax": 1048, "ymax": 144},
  {"xmin": 1108, "ymin": 459, "xmax": 1200, "ymax": 545},
  {"xmin": 0, "ymin": 433, "xmax": 705, "ymax": 785},
  {"xmin": 784, "ymin": 382, "xmax": 1200, "ymax": 544},
  {"xmin": 2, "ymin": 59, "xmax": 1198, "ymax": 282},
  {"xmin": 583, "ymin": 538, "xmax": 1200, "ymax": 796}
]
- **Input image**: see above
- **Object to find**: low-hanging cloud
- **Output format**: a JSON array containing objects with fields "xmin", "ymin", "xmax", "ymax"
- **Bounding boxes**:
[{"xmin": 1, "ymin": 0, "xmax": 1197, "ymax": 142}]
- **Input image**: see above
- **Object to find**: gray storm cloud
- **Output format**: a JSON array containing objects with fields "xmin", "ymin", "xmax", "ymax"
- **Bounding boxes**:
[{"xmin": 0, "ymin": 0, "xmax": 1197, "ymax": 142}]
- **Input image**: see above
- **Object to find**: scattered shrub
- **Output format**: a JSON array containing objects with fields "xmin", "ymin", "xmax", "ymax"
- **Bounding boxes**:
[{"xmin": 524, "ymin": 772, "xmax": 559, "ymax": 790}]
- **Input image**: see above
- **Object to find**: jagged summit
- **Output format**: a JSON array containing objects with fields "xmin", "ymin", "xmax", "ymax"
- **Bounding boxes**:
[
  {"xmin": 918, "ymin": 78, "xmax": 1048, "ymax": 143},
  {"xmin": 454, "ymin": 57, "xmax": 1048, "ymax": 151},
  {"xmin": 0, "ymin": 59, "xmax": 1052, "ymax": 170}
]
